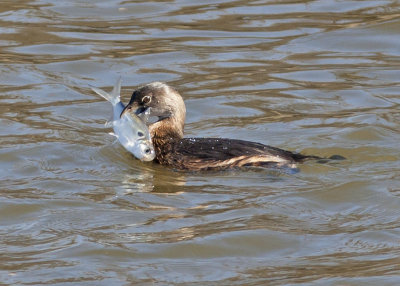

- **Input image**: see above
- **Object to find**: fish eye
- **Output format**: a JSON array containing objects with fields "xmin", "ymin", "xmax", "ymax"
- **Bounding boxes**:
[
  {"xmin": 137, "ymin": 131, "xmax": 144, "ymax": 137},
  {"xmin": 142, "ymin": 95, "xmax": 151, "ymax": 104}
]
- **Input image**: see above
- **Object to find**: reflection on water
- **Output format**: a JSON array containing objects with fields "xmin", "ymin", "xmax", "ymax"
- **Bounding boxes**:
[{"xmin": 1, "ymin": 0, "xmax": 400, "ymax": 284}]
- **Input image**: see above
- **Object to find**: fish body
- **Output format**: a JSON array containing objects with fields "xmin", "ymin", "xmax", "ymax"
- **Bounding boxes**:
[{"xmin": 91, "ymin": 78, "xmax": 155, "ymax": 161}]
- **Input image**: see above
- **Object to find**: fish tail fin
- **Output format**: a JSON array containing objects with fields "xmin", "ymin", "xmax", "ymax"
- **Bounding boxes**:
[{"xmin": 91, "ymin": 77, "xmax": 122, "ymax": 106}]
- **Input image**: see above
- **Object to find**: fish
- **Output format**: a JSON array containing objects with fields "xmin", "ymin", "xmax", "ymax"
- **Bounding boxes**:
[{"xmin": 91, "ymin": 78, "xmax": 156, "ymax": 162}]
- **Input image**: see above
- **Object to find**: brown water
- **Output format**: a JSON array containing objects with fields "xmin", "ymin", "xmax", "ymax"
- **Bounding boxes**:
[{"xmin": 1, "ymin": 0, "xmax": 400, "ymax": 285}]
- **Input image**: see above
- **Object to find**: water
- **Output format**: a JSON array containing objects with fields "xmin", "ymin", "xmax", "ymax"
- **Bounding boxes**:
[{"xmin": 1, "ymin": 0, "xmax": 400, "ymax": 284}]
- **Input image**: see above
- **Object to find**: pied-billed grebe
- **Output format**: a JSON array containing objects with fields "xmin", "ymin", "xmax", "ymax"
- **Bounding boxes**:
[{"xmin": 121, "ymin": 82, "xmax": 319, "ymax": 171}]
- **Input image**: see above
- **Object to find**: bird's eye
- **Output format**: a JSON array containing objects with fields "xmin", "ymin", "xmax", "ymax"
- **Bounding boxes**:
[
  {"xmin": 142, "ymin": 95, "xmax": 151, "ymax": 104},
  {"xmin": 137, "ymin": 131, "xmax": 144, "ymax": 137}
]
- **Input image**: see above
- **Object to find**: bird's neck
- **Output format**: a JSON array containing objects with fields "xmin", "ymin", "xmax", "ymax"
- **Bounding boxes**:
[{"xmin": 150, "ymin": 117, "xmax": 183, "ymax": 149}]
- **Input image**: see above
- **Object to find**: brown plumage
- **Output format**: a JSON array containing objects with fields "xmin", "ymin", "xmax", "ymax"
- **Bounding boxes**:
[{"xmin": 123, "ymin": 82, "xmax": 316, "ymax": 171}]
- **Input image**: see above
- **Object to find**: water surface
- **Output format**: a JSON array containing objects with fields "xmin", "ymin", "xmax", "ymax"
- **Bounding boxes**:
[{"xmin": 1, "ymin": 0, "xmax": 400, "ymax": 285}]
